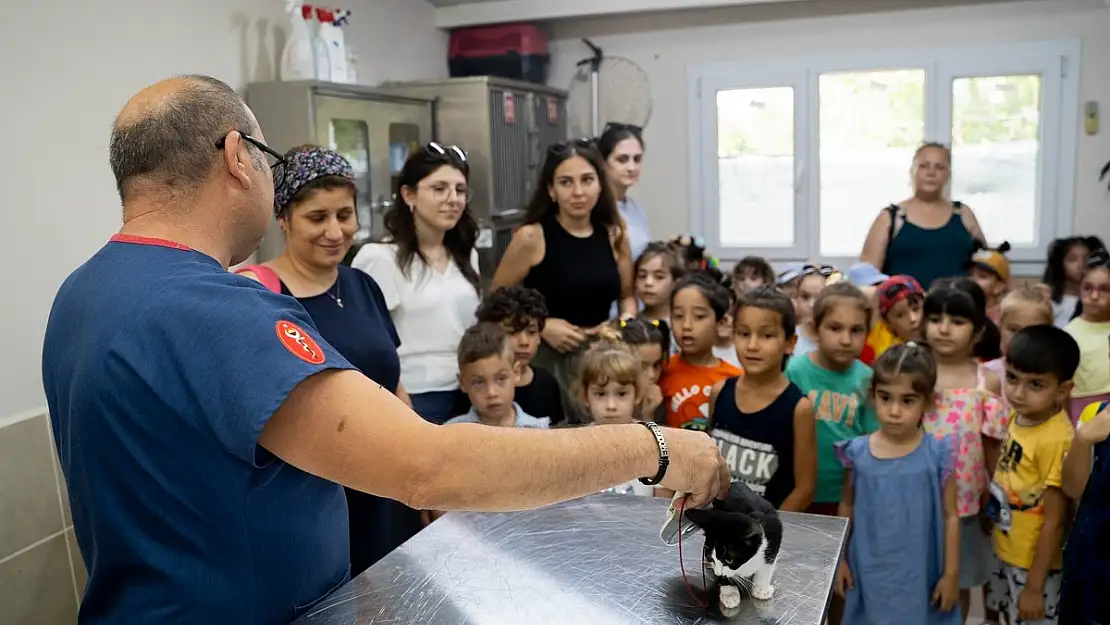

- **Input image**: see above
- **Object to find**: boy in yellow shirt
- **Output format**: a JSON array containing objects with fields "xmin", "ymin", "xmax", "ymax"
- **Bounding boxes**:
[{"xmin": 986, "ymin": 325, "xmax": 1079, "ymax": 625}]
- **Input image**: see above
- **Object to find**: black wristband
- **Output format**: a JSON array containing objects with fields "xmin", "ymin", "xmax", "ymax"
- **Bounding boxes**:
[{"xmin": 639, "ymin": 421, "xmax": 670, "ymax": 486}]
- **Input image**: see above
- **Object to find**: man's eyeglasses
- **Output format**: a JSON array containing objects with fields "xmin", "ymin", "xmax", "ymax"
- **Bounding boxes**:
[
  {"xmin": 425, "ymin": 142, "xmax": 467, "ymax": 162},
  {"xmin": 215, "ymin": 132, "xmax": 286, "ymax": 187}
]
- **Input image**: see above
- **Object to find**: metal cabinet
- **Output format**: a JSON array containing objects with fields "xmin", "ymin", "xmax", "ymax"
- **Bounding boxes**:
[
  {"xmin": 376, "ymin": 77, "xmax": 568, "ymax": 282},
  {"xmin": 245, "ymin": 81, "xmax": 435, "ymax": 262}
]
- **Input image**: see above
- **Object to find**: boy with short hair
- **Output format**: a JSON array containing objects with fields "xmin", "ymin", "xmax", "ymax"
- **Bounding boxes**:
[
  {"xmin": 445, "ymin": 322, "xmax": 550, "ymax": 429},
  {"xmin": 707, "ymin": 285, "xmax": 817, "ymax": 512},
  {"xmin": 475, "ymin": 286, "xmax": 564, "ymax": 425},
  {"xmin": 985, "ymin": 325, "xmax": 1079, "ymax": 625}
]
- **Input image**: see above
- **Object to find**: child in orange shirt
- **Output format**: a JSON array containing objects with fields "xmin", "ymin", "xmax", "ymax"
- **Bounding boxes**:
[{"xmin": 660, "ymin": 271, "xmax": 743, "ymax": 430}]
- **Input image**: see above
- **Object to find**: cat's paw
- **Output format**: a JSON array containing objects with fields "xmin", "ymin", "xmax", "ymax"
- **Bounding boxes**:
[
  {"xmin": 719, "ymin": 585, "xmax": 742, "ymax": 610},
  {"xmin": 751, "ymin": 584, "xmax": 774, "ymax": 601}
]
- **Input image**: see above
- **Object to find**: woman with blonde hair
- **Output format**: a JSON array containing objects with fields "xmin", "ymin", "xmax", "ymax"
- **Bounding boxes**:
[{"xmin": 859, "ymin": 142, "xmax": 988, "ymax": 290}]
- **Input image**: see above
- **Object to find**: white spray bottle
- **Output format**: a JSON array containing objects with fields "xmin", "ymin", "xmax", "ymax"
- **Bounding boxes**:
[
  {"xmin": 310, "ymin": 5, "xmax": 332, "ymax": 81},
  {"xmin": 279, "ymin": 0, "xmax": 315, "ymax": 80},
  {"xmin": 328, "ymin": 9, "xmax": 351, "ymax": 84}
]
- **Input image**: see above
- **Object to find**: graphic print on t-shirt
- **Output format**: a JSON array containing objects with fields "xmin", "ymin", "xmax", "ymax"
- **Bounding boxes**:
[
  {"xmin": 670, "ymin": 383, "xmax": 713, "ymax": 430},
  {"xmin": 987, "ymin": 436, "xmax": 1039, "ymax": 534},
  {"xmin": 710, "ymin": 428, "xmax": 779, "ymax": 496},
  {"xmin": 809, "ymin": 390, "xmax": 860, "ymax": 427}
]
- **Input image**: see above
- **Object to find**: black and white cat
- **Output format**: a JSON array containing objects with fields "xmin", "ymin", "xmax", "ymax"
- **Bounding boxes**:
[{"xmin": 684, "ymin": 482, "xmax": 783, "ymax": 611}]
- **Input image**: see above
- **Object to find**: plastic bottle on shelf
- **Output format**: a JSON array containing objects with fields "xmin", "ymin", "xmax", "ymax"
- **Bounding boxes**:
[
  {"xmin": 346, "ymin": 45, "xmax": 360, "ymax": 85},
  {"xmin": 279, "ymin": 0, "xmax": 314, "ymax": 80},
  {"xmin": 310, "ymin": 5, "xmax": 331, "ymax": 81},
  {"xmin": 327, "ymin": 9, "xmax": 352, "ymax": 84}
]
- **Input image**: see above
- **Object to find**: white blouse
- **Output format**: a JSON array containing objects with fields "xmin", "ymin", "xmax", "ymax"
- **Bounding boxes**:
[{"xmin": 352, "ymin": 243, "xmax": 480, "ymax": 394}]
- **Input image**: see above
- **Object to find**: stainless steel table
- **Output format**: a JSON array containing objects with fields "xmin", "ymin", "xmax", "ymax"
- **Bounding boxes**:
[{"xmin": 294, "ymin": 493, "xmax": 847, "ymax": 624}]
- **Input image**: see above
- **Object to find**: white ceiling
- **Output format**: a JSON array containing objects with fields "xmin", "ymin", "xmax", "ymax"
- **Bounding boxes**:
[
  {"xmin": 427, "ymin": 0, "xmax": 503, "ymax": 5},
  {"xmin": 425, "ymin": 0, "xmax": 1109, "ymax": 27},
  {"xmin": 426, "ymin": 0, "xmax": 811, "ymax": 27}
]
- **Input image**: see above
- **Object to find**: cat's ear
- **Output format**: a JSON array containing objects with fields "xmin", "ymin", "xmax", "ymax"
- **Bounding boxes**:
[{"xmin": 684, "ymin": 507, "xmax": 715, "ymax": 530}]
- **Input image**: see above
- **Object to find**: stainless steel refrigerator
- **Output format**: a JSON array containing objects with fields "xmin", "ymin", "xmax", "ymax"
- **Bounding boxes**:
[{"xmin": 245, "ymin": 81, "xmax": 435, "ymax": 263}]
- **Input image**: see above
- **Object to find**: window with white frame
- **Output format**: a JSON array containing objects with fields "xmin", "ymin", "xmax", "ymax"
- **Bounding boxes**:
[{"xmin": 688, "ymin": 41, "xmax": 1080, "ymax": 270}]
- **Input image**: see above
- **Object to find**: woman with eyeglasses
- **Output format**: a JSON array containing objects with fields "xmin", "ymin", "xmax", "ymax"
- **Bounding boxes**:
[
  {"xmin": 353, "ymin": 143, "xmax": 480, "ymax": 424},
  {"xmin": 234, "ymin": 145, "xmax": 423, "ymax": 579},
  {"xmin": 492, "ymin": 140, "xmax": 638, "ymax": 420},
  {"xmin": 859, "ymin": 142, "xmax": 987, "ymax": 290},
  {"xmin": 598, "ymin": 123, "xmax": 650, "ymax": 261}
]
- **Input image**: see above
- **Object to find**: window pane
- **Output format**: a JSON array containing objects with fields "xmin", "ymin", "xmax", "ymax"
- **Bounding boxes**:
[
  {"xmin": 717, "ymin": 87, "xmax": 795, "ymax": 247},
  {"xmin": 818, "ymin": 69, "xmax": 926, "ymax": 257},
  {"xmin": 950, "ymin": 75, "xmax": 1041, "ymax": 247}
]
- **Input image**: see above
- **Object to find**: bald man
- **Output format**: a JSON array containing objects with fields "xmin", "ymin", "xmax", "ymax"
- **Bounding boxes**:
[{"xmin": 41, "ymin": 75, "xmax": 729, "ymax": 624}]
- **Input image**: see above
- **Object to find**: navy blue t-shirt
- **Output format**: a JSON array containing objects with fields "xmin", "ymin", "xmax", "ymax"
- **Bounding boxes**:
[
  {"xmin": 709, "ymin": 378, "xmax": 804, "ymax": 509},
  {"xmin": 282, "ymin": 265, "xmax": 401, "ymax": 393},
  {"xmin": 41, "ymin": 235, "xmax": 356, "ymax": 625},
  {"xmin": 277, "ymin": 265, "xmax": 420, "ymax": 576}
]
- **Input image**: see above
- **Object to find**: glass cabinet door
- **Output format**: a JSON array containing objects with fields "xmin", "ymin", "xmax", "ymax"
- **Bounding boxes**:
[{"xmin": 314, "ymin": 95, "xmax": 433, "ymax": 243}]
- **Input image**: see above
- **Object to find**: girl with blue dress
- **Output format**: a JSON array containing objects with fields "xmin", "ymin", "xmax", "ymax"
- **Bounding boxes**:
[{"xmin": 834, "ymin": 343, "xmax": 962, "ymax": 625}]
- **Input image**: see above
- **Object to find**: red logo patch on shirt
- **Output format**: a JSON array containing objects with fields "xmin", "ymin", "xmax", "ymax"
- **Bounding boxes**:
[{"xmin": 275, "ymin": 320, "xmax": 326, "ymax": 365}]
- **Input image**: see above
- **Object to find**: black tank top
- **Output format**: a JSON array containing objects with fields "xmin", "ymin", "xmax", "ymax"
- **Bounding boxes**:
[
  {"xmin": 709, "ymin": 377, "xmax": 804, "ymax": 509},
  {"xmin": 522, "ymin": 212, "xmax": 621, "ymax": 328}
]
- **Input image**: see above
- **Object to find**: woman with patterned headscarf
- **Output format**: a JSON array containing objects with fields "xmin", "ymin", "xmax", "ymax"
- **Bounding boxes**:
[{"xmin": 235, "ymin": 145, "xmax": 421, "ymax": 577}]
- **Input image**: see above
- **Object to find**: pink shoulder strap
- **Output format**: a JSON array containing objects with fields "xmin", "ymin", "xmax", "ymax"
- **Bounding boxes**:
[{"xmin": 233, "ymin": 264, "xmax": 282, "ymax": 294}]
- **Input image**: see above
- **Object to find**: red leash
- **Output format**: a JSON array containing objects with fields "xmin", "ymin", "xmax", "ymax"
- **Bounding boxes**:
[{"xmin": 676, "ymin": 497, "xmax": 709, "ymax": 611}]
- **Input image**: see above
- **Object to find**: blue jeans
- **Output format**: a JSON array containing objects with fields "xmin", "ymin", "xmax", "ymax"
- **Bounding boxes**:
[{"xmin": 410, "ymin": 390, "xmax": 462, "ymax": 424}]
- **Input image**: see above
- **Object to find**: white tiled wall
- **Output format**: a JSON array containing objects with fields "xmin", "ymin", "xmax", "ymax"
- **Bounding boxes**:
[{"xmin": 0, "ymin": 412, "xmax": 84, "ymax": 625}]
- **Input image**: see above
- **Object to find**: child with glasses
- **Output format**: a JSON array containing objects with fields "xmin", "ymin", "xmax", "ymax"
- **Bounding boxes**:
[{"xmin": 1064, "ymin": 248, "xmax": 1110, "ymax": 420}]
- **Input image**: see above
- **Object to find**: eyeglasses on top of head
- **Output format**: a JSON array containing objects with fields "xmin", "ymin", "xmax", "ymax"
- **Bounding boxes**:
[
  {"xmin": 802, "ymin": 263, "xmax": 837, "ymax": 277},
  {"xmin": 548, "ymin": 137, "xmax": 597, "ymax": 154},
  {"xmin": 215, "ymin": 132, "xmax": 287, "ymax": 187},
  {"xmin": 424, "ymin": 142, "xmax": 467, "ymax": 162},
  {"xmin": 603, "ymin": 122, "xmax": 643, "ymax": 136},
  {"xmin": 1087, "ymin": 248, "xmax": 1110, "ymax": 268}
]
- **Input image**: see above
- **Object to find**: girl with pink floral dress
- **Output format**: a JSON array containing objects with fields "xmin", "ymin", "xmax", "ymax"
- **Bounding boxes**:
[{"xmin": 921, "ymin": 278, "xmax": 1007, "ymax": 622}]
